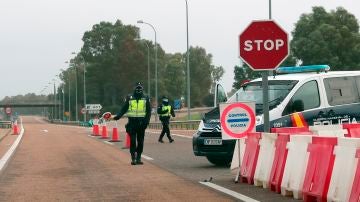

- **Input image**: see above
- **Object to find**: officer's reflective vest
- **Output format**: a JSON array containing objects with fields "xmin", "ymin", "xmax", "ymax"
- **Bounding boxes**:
[
  {"xmin": 160, "ymin": 105, "xmax": 171, "ymax": 117},
  {"xmin": 127, "ymin": 97, "xmax": 147, "ymax": 117}
]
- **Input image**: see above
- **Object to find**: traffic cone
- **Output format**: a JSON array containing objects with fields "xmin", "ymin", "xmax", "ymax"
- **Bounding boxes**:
[
  {"xmin": 92, "ymin": 124, "xmax": 100, "ymax": 136},
  {"xmin": 109, "ymin": 127, "xmax": 121, "ymax": 142},
  {"xmin": 100, "ymin": 125, "xmax": 109, "ymax": 139},
  {"xmin": 12, "ymin": 123, "xmax": 19, "ymax": 135},
  {"xmin": 122, "ymin": 133, "xmax": 131, "ymax": 149}
]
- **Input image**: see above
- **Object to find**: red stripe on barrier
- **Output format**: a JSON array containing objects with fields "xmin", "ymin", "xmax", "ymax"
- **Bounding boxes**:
[
  {"xmin": 350, "ymin": 148, "xmax": 360, "ymax": 202},
  {"xmin": 240, "ymin": 132, "xmax": 261, "ymax": 184},
  {"xmin": 302, "ymin": 137, "xmax": 337, "ymax": 202}
]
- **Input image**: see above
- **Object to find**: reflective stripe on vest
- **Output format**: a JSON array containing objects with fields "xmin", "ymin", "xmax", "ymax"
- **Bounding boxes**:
[
  {"xmin": 160, "ymin": 105, "xmax": 171, "ymax": 117},
  {"xmin": 127, "ymin": 98, "xmax": 146, "ymax": 117}
]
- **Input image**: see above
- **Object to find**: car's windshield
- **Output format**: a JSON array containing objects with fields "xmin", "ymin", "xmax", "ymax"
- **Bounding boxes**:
[{"xmin": 228, "ymin": 80, "xmax": 298, "ymax": 115}]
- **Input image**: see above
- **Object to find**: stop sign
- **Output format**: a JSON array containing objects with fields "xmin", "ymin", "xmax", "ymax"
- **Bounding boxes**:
[{"xmin": 239, "ymin": 20, "xmax": 289, "ymax": 70}]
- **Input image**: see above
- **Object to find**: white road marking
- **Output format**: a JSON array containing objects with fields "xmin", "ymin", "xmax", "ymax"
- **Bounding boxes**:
[
  {"xmin": 0, "ymin": 119, "xmax": 25, "ymax": 172},
  {"xmin": 141, "ymin": 154, "xmax": 154, "ymax": 161},
  {"xmin": 42, "ymin": 129, "xmax": 48, "ymax": 133},
  {"xmin": 104, "ymin": 141, "xmax": 114, "ymax": 145},
  {"xmin": 199, "ymin": 182, "xmax": 260, "ymax": 202},
  {"xmin": 147, "ymin": 131, "xmax": 192, "ymax": 139}
]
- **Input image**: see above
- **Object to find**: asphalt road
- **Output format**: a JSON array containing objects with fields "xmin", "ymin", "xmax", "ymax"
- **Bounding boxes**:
[
  {"xmin": 0, "ymin": 116, "xmax": 299, "ymax": 201},
  {"xmin": 0, "ymin": 116, "xmax": 233, "ymax": 201},
  {"xmin": 91, "ymin": 123, "xmax": 299, "ymax": 202}
]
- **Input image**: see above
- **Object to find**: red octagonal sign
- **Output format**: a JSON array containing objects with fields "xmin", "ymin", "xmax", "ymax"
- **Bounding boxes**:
[{"xmin": 239, "ymin": 20, "xmax": 289, "ymax": 71}]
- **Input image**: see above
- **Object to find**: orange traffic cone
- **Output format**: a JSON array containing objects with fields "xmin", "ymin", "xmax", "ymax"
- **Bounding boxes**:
[
  {"xmin": 12, "ymin": 123, "xmax": 19, "ymax": 135},
  {"xmin": 100, "ymin": 125, "xmax": 109, "ymax": 139},
  {"xmin": 92, "ymin": 124, "xmax": 100, "ymax": 136},
  {"xmin": 109, "ymin": 127, "xmax": 121, "ymax": 142},
  {"xmin": 122, "ymin": 133, "xmax": 131, "ymax": 149}
]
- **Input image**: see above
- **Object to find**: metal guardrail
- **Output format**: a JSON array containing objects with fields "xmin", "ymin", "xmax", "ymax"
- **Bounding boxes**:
[
  {"xmin": 0, "ymin": 121, "xmax": 12, "ymax": 128},
  {"xmin": 148, "ymin": 120, "xmax": 200, "ymax": 130}
]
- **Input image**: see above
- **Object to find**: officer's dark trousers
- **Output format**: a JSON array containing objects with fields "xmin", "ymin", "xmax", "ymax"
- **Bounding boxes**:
[
  {"xmin": 159, "ymin": 120, "xmax": 172, "ymax": 141},
  {"xmin": 128, "ymin": 127, "xmax": 145, "ymax": 156}
]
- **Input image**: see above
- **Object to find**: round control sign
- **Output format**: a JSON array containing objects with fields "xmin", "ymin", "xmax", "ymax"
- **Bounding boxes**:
[{"xmin": 220, "ymin": 102, "xmax": 255, "ymax": 139}]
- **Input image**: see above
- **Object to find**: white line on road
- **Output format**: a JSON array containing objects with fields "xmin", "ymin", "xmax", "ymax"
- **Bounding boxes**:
[
  {"xmin": 0, "ymin": 119, "xmax": 25, "ymax": 172},
  {"xmin": 104, "ymin": 141, "xmax": 114, "ymax": 145},
  {"xmin": 147, "ymin": 131, "xmax": 192, "ymax": 139},
  {"xmin": 141, "ymin": 154, "xmax": 154, "ymax": 161},
  {"xmin": 199, "ymin": 181, "xmax": 259, "ymax": 202}
]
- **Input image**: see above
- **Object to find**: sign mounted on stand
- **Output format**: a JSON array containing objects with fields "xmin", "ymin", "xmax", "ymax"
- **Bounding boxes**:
[
  {"xmin": 85, "ymin": 104, "xmax": 102, "ymax": 114},
  {"xmin": 5, "ymin": 107, "xmax": 12, "ymax": 115},
  {"xmin": 220, "ymin": 102, "xmax": 256, "ymax": 139},
  {"xmin": 239, "ymin": 20, "xmax": 289, "ymax": 70}
]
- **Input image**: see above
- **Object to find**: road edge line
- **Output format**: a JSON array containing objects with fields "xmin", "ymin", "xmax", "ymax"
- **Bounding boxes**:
[
  {"xmin": 199, "ymin": 181, "xmax": 259, "ymax": 202},
  {"xmin": 0, "ymin": 119, "xmax": 25, "ymax": 173},
  {"xmin": 147, "ymin": 131, "xmax": 192, "ymax": 139}
]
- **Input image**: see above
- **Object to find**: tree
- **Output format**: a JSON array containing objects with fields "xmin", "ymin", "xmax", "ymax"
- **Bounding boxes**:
[
  {"xmin": 188, "ymin": 46, "xmax": 213, "ymax": 107},
  {"xmin": 291, "ymin": 7, "xmax": 360, "ymax": 70},
  {"xmin": 232, "ymin": 63, "xmax": 261, "ymax": 90}
]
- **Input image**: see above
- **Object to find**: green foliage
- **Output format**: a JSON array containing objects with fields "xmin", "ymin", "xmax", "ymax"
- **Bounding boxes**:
[
  {"xmin": 291, "ymin": 6, "xmax": 360, "ymax": 69},
  {"xmin": 188, "ymin": 46, "xmax": 214, "ymax": 107},
  {"xmin": 57, "ymin": 20, "xmax": 222, "ymax": 115},
  {"xmin": 232, "ymin": 63, "xmax": 261, "ymax": 90}
]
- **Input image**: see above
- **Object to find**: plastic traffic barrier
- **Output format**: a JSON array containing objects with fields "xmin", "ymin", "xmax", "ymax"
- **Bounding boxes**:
[
  {"xmin": 270, "ymin": 127, "xmax": 310, "ymax": 134},
  {"xmin": 254, "ymin": 132, "xmax": 277, "ymax": 188},
  {"xmin": 349, "ymin": 148, "xmax": 360, "ymax": 202},
  {"xmin": 310, "ymin": 125, "xmax": 347, "ymax": 137},
  {"xmin": 239, "ymin": 132, "xmax": 261, "ymax": 184},
  {"xmin": 269, "ymin": 133, "xmax": 291, "ymax": 193},
  {"xmin": 281, "ymin": 135, "xmax": 313, "ymax": 199},
  {"xmin": 327, "ymin": 137, "xmax": 360, "ymax": 202},
  {"xmin": 343, "ymin": 123, "xmax": 360, "ymax": 138},
  {"xmin": 302, "ymin": 136, "xmax": 337, "ymax": 202}
]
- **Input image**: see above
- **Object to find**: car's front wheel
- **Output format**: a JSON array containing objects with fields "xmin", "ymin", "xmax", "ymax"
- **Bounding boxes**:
[{"xmin": 206, "ymin": 155, "xmax": 232, "ymax": 166}]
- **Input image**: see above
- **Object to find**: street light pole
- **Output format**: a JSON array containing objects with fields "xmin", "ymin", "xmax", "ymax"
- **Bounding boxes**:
[
  {"xmin": 68, "ymin": 71, "xmax": 71, "ymax": 121},
  {"xmin": 185, "ymin": 0, "xmax": 191, "ymax": 120},
  {"xmin": 135, "ymin": 38, "xmax": 151, "ymax": 99},
  {"xmin": 83, "ymin": 63, "xmax": 86, "ymax": 122},
  {"xmin": 137, "ymin": 20, "xmax": 158, "ymax": 121},
  {"xmin": 75, "ymin": 66, "xmax": 78, "ymax": 122},
  {"xmin": 62, "ymin": 88, "xmax": 65, "ymax": 121}
]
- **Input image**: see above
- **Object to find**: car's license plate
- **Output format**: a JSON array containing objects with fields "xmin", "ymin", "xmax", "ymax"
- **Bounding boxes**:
[{"xmin": 204, "ymin": 139, "xmax": 222, "ymax": 145}]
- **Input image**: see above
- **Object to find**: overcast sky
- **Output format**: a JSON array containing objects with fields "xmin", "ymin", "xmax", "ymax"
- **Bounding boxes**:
[{"xmin": 0, "ymin": 0, "xmax": 359, "ymax": 100}]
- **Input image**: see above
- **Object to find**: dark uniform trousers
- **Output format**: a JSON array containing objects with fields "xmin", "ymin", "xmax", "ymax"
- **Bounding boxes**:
[
  {"xmin": 126, "ymin": 119, "xmax": 146, "ymax": 156},
  {"xmin": 159, "ymin": 117, "xmax": 171, "ymax": 141}
]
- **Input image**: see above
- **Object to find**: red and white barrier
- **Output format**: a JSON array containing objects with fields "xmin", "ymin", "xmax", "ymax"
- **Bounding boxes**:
[
  {"xmin": 230, "ymin": 123, "xmax": 360, "ymax": 202},
  {"xmin": 237, "ymin": 133, "xmax": 261, "ymax": 184},
  {"xmin": 281, "ymin": 135, "xmax": 313, "ymax": 199},
  {"xmin": 254, "ymin": 133, "xmax": 277, "ymax": 188},
  {"xmin": 327, "ymin": 137, "xmax": 360, "ymax": 202}
]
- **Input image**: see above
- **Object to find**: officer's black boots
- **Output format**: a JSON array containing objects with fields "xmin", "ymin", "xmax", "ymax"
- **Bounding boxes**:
[
  {"xmin": 158, "ymin": 139, "xmax": 164, "ymax": 143},
  {"xmin": 131, "ymin": 153, "xmax": 136, "ymax": 165},
  {"xmin": 169, "ymin": 139, "xmax": 174, "ymax": 143},
  {"xmin": 136, "ymin": 153, "xmax": 143, "ymax": 165}
]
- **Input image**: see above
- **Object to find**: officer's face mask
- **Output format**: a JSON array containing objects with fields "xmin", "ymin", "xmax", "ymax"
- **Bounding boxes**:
[
  {"xmin": 162, "ymin": 99, "xmax": 169, "ymax": 106},
  {"xmin": 134, "ymin": 86, "xmax": 143, "ymax": 97}
]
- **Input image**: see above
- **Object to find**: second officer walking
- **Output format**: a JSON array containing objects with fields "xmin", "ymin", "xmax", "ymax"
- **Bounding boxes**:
[{"xmin": 157, "ymin": 96, "xmax": 175, "ymax": 143}]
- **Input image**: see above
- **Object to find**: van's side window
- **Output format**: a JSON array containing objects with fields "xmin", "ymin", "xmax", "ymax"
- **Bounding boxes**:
[
  {"xmin": 325, "ymin": 76, "xmax": 360, "ymax": 106},
  {"xmin": 282, "ymin": 80, "xmax": 320, "ymax": 116}
]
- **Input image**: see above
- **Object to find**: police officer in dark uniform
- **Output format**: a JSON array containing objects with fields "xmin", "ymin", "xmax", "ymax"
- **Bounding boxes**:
[
  {"xmin": 157, "ymin": 96, "xmax": 175, "ymax": 143},
  {"xmin": 112, "ymin": 82, "xmax": 151, "ymax": 165}
]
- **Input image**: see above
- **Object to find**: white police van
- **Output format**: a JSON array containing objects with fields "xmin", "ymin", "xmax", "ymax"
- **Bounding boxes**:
[{"xmin": 193, "ymin": 65, "xmax": 360, "ymax": 165}]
